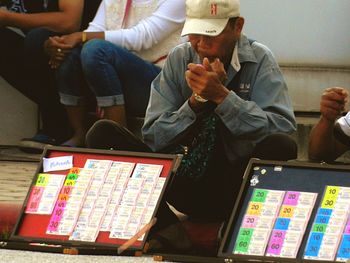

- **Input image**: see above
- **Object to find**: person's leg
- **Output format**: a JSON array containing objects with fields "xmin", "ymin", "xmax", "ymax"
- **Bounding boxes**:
[
  {"xmin": 85, "ymin": 119, "xmax": 151, "ymax": 152},
  {"xmin": 22, "ymin": 28, "xmax": 71, "ymax": 143},
  {"xmin": 80, "ymin": 39, "xmax": 161, "ymax": 124},
  {"xmin": 103, "ymin": 105, "xmax": 127, "ymax": 127},
  {"xmin": 167, "ymin": 152, "xmax": 241, "ymax": 222},
  {"xmin": 167, "ymin": 133, "xmax": 297, "ymax": 221},
  {"xmin": 56, "ymin": 46, "xmax": 88, "ymax": 146},
  {"xmin": 62, "ymin": 106, "xmax": 87, "ymax": 147},
  {"xmin": 0, "ymin": 27, "xmax": 71, "ymax": 151},
  {"xmin": 252, "ymin": 133, "xmax": 298, "ymax": 161}
]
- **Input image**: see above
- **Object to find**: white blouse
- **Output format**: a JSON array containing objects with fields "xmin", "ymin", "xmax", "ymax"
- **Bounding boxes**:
[{"xmin": 85, "ymin": 0, "xmax": 185, "ymax": 64}]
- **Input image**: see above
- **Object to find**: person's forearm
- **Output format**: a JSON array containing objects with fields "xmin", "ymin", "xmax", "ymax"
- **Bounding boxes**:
[
  {"xmin": 308, "ymin": 117, "xmax": 337, "ymax": 161},
  {"xmin": 82, "ymin": 31, "xmax": 105, "ymax": 42},
  {"xmin": 3, "ymin": 12, "xmax": 80, "ymax": 32}
]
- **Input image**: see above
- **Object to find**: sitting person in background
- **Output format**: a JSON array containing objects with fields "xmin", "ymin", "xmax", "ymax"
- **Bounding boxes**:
[
  {"xmin": 309, "ymin": 86, "xmax": 349, "ymax": 162},
  {"xmin": 0, "ymin": 0, "xmax": 86, "ymax": 152},
  {"xmin": 45, "ymin": 0, "xmax": 186, "ymax": 147},
  {"xmin": 86, "ymin": 0, "xmax": 297, "ymax": 229}
]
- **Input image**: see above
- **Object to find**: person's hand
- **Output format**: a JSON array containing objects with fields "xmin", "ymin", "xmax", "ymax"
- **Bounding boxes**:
[
  {"xmin": 320, "ymin": 87, "xmax": 348, "ymax": 122},
  {"xmin": 186, "ymin": 57, "xmax": 229, "ymax": 106},
  {"xmin": 57, "ymin": 32, "xmax": 82, "ymax": 48},
  {"xmin": 206, "ymin": 58, "xmax": 227, "ymax": 84},
  {"xmin": 44, "ymin": 35, "xmax": 75, "ymax": 69}
]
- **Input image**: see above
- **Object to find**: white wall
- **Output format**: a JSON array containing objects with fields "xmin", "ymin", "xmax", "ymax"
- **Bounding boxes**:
[
  {"xmin": 240, "ymin": 0, "xmax": 350, "ymax": 112},
  {"xmin": 241, "ymin": 0, "xmax": 350, "ymax": 67},
  {"xmin": 283, "ymin": 67, "xmax": 350, "ymax": 112}
]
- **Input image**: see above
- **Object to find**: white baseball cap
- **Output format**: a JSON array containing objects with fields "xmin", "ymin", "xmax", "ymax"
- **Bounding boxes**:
[{"xmin": 181, "ymin": 0, "xmax": 240, "ymax": 37}]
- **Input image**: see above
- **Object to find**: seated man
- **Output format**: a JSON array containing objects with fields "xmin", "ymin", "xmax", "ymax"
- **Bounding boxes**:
[
  {"xmin": 0, "ymin": 0, "xmax": 85, "ymax": 152},
  {"xmin": 309, "ymin": 86, "xmax": 349, "ymax": 162},
  {"xmin": 86, "ymin": 0, "xmax": 296, "ymax": 231}
]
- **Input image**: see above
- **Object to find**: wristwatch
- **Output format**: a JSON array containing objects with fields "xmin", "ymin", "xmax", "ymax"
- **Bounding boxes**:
[{"xmin": 194, "ymin": 93, "xmax": 208, "ymax": 103}]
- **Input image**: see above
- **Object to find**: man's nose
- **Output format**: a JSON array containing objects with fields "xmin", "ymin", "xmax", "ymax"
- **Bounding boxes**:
[{"xmin": 199, "ymin": 35, "xmax": 211, "ymax": 42}]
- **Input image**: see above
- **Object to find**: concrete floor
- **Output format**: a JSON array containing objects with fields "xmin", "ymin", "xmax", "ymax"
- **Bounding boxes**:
[{"xmin": 0, "ymin": 249, "xmax": 169, "ymax": 263}]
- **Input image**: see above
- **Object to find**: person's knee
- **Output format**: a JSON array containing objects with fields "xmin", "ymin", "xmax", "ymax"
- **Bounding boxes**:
[
  {"xmin": 81, "ymin": 39, "xmax": 113, "ymax": 69},
  {"xmin": 56, "ymin": 58, "xmax": 74, "ymax": 82},
  {"xmin": 24, "ymin": 28, "xmax": 55, "ymax": 54},
  {"xmin": 253, "ymin": 133, "xmax": 298, "ymax": 161},
  {"xmin": 56, "ymin": 48, "xmax": 81, "ymax": 82}
]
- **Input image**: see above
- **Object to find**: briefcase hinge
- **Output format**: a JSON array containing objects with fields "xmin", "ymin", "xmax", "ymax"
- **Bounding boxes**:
[{"xmin": 0, "ymin": 241, "xmax": 7, "ymax": 248}]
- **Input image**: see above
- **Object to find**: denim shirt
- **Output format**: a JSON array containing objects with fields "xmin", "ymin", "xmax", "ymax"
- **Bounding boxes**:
[{"xmin": 142, "ymin": 34, "xmax": 296, "ymax": 161}]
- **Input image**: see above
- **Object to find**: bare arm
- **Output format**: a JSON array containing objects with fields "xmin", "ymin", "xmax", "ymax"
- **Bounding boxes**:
[
  {"xmin": 0, "ymin": 0, "xmax": 83, "ymax": 33},
  {"xmin": 308, "ymin": 87, "xmax": 349, "ymax": 161}
]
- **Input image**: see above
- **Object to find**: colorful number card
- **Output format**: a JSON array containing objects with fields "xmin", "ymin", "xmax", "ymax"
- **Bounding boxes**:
[
  {"xmin": 336, "ymin": 214, "xmax": 350, "ymax": 261},
  {"xmin": 266, "ymin": 191, "xmax": 317, "ymax": 258},
  {"xmin": 233, "ymin": 188, "xmax": 285, "ymax": 255},
  {"xmin": 40, "ymin": 159, "xmax": 164, "ymax": 243},
  {"xmin": 25, "ymin": 173, "xmax": 66, "ymax": 214},
  {"xmin": 70, "ymin": 160, "xmax": 133, "ymax": 242},
  {"xmin": 304, "ymin": 186, "xmax": 350, "ymax": 261},
  {"xmin": 109, "ymin": 163, "xmax": 165, "ymax": 241},
  {"xmin": 46, "ymin": 167, "xmax": 84, "ymax": 235}
]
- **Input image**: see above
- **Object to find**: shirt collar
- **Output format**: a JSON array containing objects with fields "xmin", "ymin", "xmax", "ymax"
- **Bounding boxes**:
[
  {"xmin": 230, "ymin": 42, "xmax": 241, "ymax": 72},
  {"xmin": 225, "ymin": 34, "xmax": 258, "ymax": 83},
  {"xmin": 237, "ymin": 34, "xmax": 258, "ymax": 64},
  {"xmin": 229, "ymin": 34, "xmax": 258, "ymax": 72}
]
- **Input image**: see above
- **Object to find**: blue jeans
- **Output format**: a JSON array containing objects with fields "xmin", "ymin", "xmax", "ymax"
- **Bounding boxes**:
[{"xmin": 57, "ymin": 39, "xmax": 161, "ymax": 117}]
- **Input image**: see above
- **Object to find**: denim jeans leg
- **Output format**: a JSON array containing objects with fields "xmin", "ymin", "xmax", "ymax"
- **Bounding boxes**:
[
  {"xmin": 23, "ymin": 28, "xmax": 71, "ymax": 141},
  {"xmin": 56, "ymin": 47, "xmax": 87, "ymax": 106},
  {"xmin": 81, "ymin": 39, "xmax": 161, "ymax": 117}
]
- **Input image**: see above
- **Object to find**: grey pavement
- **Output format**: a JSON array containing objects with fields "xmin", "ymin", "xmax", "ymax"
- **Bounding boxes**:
[{"xmin": 0, "ymin": 249, "xmax": 174, "ymax": 263}]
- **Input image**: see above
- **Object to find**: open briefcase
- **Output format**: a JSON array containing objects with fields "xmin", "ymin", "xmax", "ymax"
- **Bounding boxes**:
[
  {"xmin": 155, "ymin": 158, "xmax": 350, "ymax": 263},
  {"xmin": 2, "ymin": 145, "xmax": 182, "ymax": 256}
]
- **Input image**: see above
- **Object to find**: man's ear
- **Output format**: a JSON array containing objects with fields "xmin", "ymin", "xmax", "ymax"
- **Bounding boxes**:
[{"xmin": 235, "ymin": 17, "xmax": 245, "ymax": 33}]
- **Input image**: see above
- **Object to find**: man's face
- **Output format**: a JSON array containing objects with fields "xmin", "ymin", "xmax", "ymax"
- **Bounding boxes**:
[{"xmin": 188, "ymin": 17, "xmax": 244, "ymax": 66}]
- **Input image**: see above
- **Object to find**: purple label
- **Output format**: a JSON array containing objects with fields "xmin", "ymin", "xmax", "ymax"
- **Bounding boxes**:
[
  {"xmin": 345, "ymin": 224, "xmax": 350, "ymax": 234},
  {"xmin": 266, "ymin": 230, "xmax": 286, "ymax": 255},
  {"xmin": 47, "ymin": 216, "xmax": 61, "ymax": 232},
  {"xmin": 242, "ymin": 215, "xmax": 258, "ymax": 228},
  {"xmin": 283, "ymin": 191, "xmax": 300, "ymax": 206},
  {"xmin": 46, "ymin": 200, "xmax": 66, "ymax": 232}
]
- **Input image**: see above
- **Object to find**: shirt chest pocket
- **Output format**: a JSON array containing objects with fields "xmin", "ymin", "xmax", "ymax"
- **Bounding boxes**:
[{"xmin": 235, "ymin": 83, "xmax": 251, "ymax": 101}]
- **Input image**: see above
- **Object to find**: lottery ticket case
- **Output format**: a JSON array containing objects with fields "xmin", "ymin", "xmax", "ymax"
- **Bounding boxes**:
[
  {"xmin": 6, "ymin": 146, "xmax": 182, "ymax": 255},
  {"xmin": 155, "ymin": 159, "xmax": 350, "ymax": 263}
]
